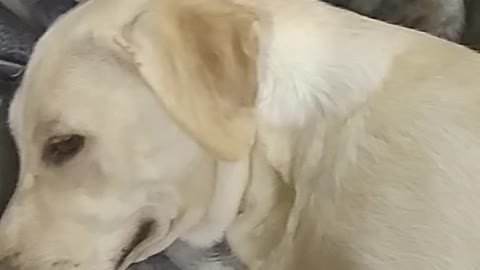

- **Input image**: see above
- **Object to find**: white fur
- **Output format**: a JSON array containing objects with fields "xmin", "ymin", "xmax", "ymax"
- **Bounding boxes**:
[{"xmin": 181, "ymin": 159, "xmax": 250, "ymax": 247}]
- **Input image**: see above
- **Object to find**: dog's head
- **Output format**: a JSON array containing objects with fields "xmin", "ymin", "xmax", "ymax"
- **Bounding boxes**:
[{"xmin": 0, "ymin": 0, "xmax": 258, "ymax": 269}]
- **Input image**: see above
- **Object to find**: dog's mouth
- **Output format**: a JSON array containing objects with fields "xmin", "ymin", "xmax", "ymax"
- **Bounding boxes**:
[{"xmin": 114, "ymin": 219, "xmax": 157, "ymax": 270}]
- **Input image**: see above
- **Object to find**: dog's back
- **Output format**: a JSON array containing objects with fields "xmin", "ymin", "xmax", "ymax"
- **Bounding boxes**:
[{"xmin": 226, "ymin": 2, "xmax": 480, "ymax": 269}]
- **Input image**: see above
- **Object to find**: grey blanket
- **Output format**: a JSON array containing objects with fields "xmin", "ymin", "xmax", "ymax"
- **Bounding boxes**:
[{"xmin": 0, "ymin": 80, "xmax": 17, "ymax": 217}]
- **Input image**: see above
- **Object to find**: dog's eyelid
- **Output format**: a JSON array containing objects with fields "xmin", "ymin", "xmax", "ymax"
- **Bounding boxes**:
[{"xmin": 41, "ymin": 134, "xmax": 86, "ymax": 166}]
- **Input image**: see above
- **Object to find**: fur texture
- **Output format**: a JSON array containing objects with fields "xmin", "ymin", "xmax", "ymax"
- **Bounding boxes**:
[{"xmin": 2, "ymin": 0, "xmax": 480, "ymax": 270}]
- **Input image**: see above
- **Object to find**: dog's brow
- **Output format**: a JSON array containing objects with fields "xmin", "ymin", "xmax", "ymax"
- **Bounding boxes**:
[{"xmin": 32, "ymin": 119, "xmax": 62, "ymax": 142}]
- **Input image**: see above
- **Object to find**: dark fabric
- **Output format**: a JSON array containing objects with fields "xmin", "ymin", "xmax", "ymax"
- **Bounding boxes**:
[
  {"xmin": 0, "ymin": 5, "xmax": 37, "ymax": 66},
  {"xmin": 0, "ymin": 79, "xmax": 18, "ymax": 219},
  {"xmin": 32, "ymin": 0, "xmax": 77, "ymax": 29},
  {"xmin": 322, "ymin": 0, "xmax": 465, "ymax": 41},
  {"xmin": 462, "ymin": 0, "xmax": 480, "ymax": 51},
  {"xmin": 0, "ymin": 2, "xmax": 29, "ymax": 219},
  {"xmin": 129, "ymin": 253, "xmax": 181, "ymax": 270}
]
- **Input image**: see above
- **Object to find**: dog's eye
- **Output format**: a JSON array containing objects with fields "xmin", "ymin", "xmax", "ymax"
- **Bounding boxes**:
[{"xmin": 42, "ymin": 134, "xmax": 85, "ymax": 165}]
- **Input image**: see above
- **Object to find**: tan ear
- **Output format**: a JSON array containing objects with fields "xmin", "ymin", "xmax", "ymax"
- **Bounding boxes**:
[{"xmin": 117, "ymin": 0, "xmax": 258, "ymax": 160}]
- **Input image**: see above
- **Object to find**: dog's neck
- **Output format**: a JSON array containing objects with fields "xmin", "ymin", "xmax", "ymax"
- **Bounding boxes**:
[
  {"xmin": 252, "ymin": 0, "xmax": 413, "ymax": 184},
  {"xmin": 227, "ymin": 1, "xmax": 423, "ymax": 266},
  {"xmin": 186, "ymin": 2, "xmax": 433, "ymax": 266}
]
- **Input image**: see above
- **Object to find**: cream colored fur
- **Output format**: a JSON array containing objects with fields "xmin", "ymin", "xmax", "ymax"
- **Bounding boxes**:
[{"xmin": 1, "ymin": 0, "xmax": 480, "ymax": 270}]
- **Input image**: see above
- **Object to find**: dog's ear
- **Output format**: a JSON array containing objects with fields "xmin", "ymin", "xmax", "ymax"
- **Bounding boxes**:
[{"xmin": 116, "ymin": 0, "xmax": 258, "ymax": 160}]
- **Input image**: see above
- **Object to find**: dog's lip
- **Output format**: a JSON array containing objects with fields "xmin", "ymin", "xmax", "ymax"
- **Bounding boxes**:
[
  {"xmin": 114, "ymin": 219, "xmax": 157, "ymax": 270},
  {"xmin": 120, "ymin": 218, "xmax": 178, "ymax": 270}
]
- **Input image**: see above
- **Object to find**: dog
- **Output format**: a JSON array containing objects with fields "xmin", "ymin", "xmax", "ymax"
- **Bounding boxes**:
[
  {"xmin": 0, "ymin": 1, "xmax": 475, "ymax": 270},
  {"xmin": 2, "ymin": 0, "xmax": 480, "ymax": 269}
]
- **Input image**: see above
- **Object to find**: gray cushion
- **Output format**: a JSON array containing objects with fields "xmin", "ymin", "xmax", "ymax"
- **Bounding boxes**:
[{"xmin": 0, "ymin": 80, "xmax": 17, "ymax": 218}]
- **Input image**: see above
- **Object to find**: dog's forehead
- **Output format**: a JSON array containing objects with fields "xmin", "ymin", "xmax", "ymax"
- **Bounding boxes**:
[
  {"xmin": 10, "ymin": 0, "xmax": 148, "ymax": 124},
  {"xmin": 9, "ymin": 0, "xmax": 183, "ymax": 147},
  {"xmin": 10, "ymin": 47, "xmax": 144, "ymax": 153}
]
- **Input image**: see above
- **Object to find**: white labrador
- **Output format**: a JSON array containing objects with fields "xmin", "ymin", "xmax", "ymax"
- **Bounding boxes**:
[{"xmin": 1, "ymin": 0, "xmax": 480, "ymax": 269}]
